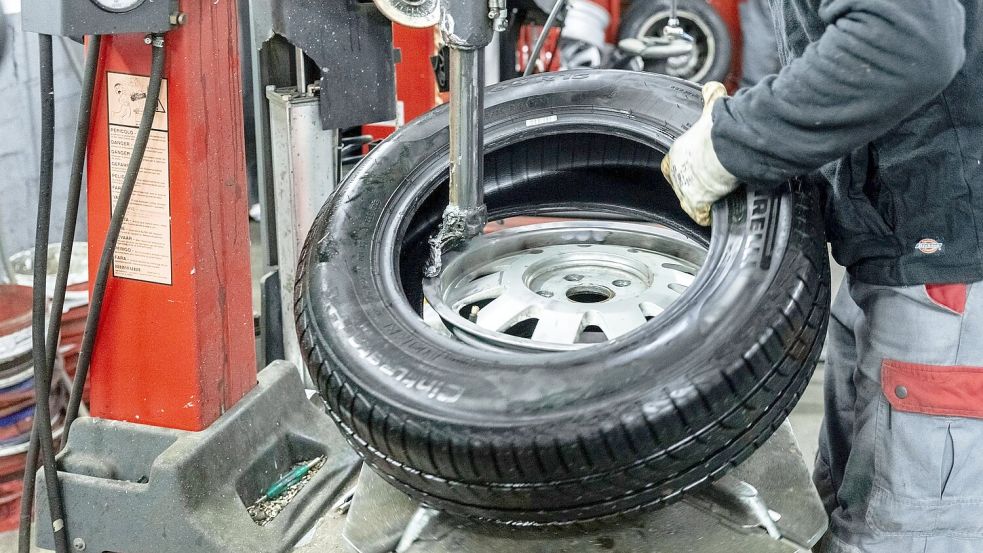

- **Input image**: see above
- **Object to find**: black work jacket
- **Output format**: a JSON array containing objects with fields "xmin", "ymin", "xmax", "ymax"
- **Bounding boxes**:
[{"xmin": 712, "ymin": 0, "xmax": 983, "ymax": 285}]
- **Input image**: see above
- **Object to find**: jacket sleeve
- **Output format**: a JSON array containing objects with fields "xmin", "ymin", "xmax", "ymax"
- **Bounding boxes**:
[{"xmin": 711, "ymin": 0, "xmax": 967, "ymax": 186}]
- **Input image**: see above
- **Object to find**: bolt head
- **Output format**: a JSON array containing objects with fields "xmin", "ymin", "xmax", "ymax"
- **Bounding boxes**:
[{"xmin": 73, "ymin": 538, "xmax": 86, "ymax": 551}]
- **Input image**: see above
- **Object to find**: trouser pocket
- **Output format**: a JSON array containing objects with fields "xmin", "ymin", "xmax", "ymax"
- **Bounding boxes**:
[{"xmin": 868, "ymin": 361, "xmax": 983, "ymax": 536}]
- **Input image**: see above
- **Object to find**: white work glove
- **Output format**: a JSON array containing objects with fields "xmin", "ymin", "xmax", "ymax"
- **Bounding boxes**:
[{"xmin": 660, "ymin": 82, "xmax": 739, "ymax": 226}]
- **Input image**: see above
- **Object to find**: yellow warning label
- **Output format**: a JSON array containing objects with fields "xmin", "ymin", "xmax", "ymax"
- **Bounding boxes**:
[{"xmin": 107, "ymin": 72, "xmax": 172, "ymax": 285}]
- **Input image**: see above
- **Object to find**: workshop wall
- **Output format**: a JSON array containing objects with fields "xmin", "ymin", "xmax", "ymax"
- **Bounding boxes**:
[{"xmin": 0, "ymin": 7, "xmax": 86, "ymax": 262}]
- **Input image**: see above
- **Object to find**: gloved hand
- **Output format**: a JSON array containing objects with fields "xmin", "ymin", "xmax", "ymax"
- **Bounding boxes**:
[{"xmin": 660, "ymin": 81, "xmax": 739, "ymax": 226}]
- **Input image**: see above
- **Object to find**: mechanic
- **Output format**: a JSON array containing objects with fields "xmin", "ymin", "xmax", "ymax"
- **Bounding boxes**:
[{"xmin": 660, "ymin": 1, "xmax": 983, "ymax": 552}]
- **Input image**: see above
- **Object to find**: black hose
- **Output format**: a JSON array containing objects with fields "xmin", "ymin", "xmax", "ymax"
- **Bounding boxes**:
[
  {"xmin": 17, "ymin": 441, "xmax": 38, "ymax": 553},
  {"xmin": 63, "ymin": 35, "xmax": 167, "ymax": 442},
  {"xmin": 25, "ymin": 34, "xmax": 70, "ymax": 553},
  {"xmin": 18, "ymin": 35, "xmax": 102, "ymax": 553}
]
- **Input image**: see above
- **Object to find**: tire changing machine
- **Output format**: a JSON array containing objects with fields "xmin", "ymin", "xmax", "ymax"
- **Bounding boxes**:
[{"xmin": 24, "ymin": 1, "xmax": 826, "ymax": 551}]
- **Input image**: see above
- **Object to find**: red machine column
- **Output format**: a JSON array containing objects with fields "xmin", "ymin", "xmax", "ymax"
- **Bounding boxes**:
[{"xmin": 85, "ymin": 1, "xmax": 256, "ymax": 431}]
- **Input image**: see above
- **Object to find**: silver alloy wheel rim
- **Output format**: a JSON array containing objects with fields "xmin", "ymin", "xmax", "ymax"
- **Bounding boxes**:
[
  {"xmin": 637, "ymin": 9, "xmax": 717, "ymax": 82},
  {"xmin": 422, "ymin": 221, "xmax": 707, "ymax": 352}
]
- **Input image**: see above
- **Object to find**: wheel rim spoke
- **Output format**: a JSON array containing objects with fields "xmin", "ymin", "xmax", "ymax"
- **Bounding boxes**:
[
  {"xmin": 598, "ymin": 309, "xmax": 649, "ymax": 339},
  {"xmin": 532, "ymin": 312, "xmax": 585, "ymax": 343},
  {"xmin": 452, "ymin": 272, "xmax": 505, "ymax": 306},
  {"xmin": 423, "ymin": 222, "xmax": 707, "ymax": 352},
  {"xmin": 475, "ymin": 295, "xmax": 532, "ymax": 332}
]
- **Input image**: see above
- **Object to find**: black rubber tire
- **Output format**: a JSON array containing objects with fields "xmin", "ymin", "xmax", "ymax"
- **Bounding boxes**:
[
  {"xmin": 619, "ymin": 0, "xmax": 733, "ymax": 84},
  {"xmin": 296, "ymin": 70, "xmax": 830, "ymax": 525}
]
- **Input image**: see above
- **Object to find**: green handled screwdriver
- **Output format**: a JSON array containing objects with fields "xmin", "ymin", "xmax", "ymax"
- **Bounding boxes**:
[{"xmin": 263, "ymin": 456, "xmax": 323, "ymax": 500}]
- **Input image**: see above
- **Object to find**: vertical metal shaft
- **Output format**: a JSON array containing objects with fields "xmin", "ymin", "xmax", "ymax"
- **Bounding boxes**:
[
  {"xmin": 424, "ymin": 0, "xmax": 498, "ymax": 277},
  {"xmin": 295, "ymin": 46, "xmax": 307, "ymax": 95},
  {"xmin": 663, "ymin": 0, "xmax": 692, "ymax": 45},
  {"xmin": 447, "ymin": 47, "xmax": 486, "ymax": 237}
]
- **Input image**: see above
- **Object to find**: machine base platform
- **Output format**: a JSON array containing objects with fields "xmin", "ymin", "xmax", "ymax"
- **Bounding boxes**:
[
  {"xmin": 37, "ymin": 365, "xmax": 826, "ymax": 553},
  {"xmin": 333, "ymin": 420, "xmax": 827, "ymax": 553},
  {"xmin": 36, "ymin": 361, "xmax": 361, "ymax": 553}
]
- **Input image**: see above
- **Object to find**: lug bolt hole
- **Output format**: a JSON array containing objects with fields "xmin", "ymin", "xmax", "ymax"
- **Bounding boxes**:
[
  {"xmin": 566, "ymin": 285, "xmax": 614, "ymax": 304},
  {"xmin": 612, "ymin": 279, "xmax": 631, "ymax": 287},
  {"xmin": 564, "ymin": 274, "xmax": 584, "ymax": 282}
]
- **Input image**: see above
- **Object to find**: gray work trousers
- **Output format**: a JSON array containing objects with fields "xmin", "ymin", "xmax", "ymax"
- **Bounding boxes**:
[{"xmin": 814, "ymin": 276, "xmax": 983, "ymax": 552}]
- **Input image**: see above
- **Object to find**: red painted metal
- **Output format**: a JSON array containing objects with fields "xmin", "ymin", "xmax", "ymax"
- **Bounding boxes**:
[
  {"xmin": 393, "ymin": 25, "xmax": 441, "ymax": 123},
  {"xmin": 518, "ymin": 24, "xmax": 563, "ymax": 74},
  {"xmin": 593, "ymin": 0, "xmax": 621, "ymax": 43},
  {"xmin": 364, "ymin": 24, "xmax": 442, "ymax": 142},
  {"xmin": 85, "ymin": 1, "xmax": 256, "ymax": 431},
  {"xmin": 707, "ymin": 0, "xmax": 743, "ymax": 90}
]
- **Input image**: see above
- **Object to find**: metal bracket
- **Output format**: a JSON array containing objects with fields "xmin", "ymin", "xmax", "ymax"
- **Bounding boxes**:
[
  {"xmin": 488, "ymin": 0, "xmax": 509, "ymax": 32},
  {"xmin": 251, "ymin": 0, "xmax": 398, "ymax": 130},
  {"xmin": 663, "ymin": 0, "xmax": 696, "ymax": 47},
  {"xmin": 691, "ymin": 475, "xmax": 783, "ymax": 540},
  {"xmin": 395, "ymin": 506, "xmax": 441, "ymax": 553},
  {"xmin": 424, "ymin": 205, "xmax": 488, "ymax": 278}
]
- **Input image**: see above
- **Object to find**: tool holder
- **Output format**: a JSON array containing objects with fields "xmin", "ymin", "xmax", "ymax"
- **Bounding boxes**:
[{"xmin": 35, "ymin": 362, "xmax": 360, "ymax": 553}]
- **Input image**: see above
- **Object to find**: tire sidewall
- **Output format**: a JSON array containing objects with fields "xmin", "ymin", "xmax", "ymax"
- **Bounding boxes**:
[{"xmin": 298, "ymin": 71, "xmax": 792, "ymax": 429}]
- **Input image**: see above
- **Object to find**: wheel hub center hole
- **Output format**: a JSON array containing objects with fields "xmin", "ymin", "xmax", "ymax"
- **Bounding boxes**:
[{"xmin": 565, "ymin": 285, "xmax": 614, "ymax": 304}]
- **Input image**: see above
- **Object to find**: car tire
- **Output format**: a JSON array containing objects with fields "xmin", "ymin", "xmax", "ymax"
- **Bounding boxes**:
[
  {"xmin": 619, "ymin": 0, "xmax": 733, "ymax": 84},
  {"xmin": 296, "ymin": 70, "xmax": 830, "ymax": 524}
]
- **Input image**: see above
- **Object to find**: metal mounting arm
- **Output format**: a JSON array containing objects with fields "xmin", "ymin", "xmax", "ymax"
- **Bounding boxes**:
[
  {"xmin": 425, "ymin": 1, "xmax": 500, "ymax": 277},
  {"xmin": 441, "ymin": 0, "xmax": 496, "ymax": 238},
  {"xmin": 446, "ymin": 46, "xmax": 487, "ymax": 240}
]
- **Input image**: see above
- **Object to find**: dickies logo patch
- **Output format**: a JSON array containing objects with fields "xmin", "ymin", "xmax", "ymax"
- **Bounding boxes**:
[{"xmin": 915, "ymin": 238, "xmax": 944, "ymax": 255}]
